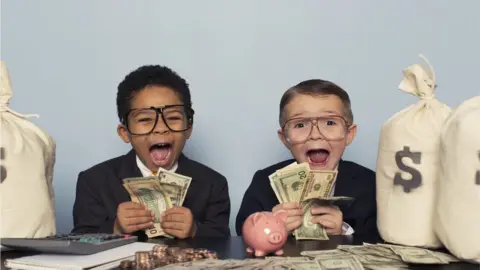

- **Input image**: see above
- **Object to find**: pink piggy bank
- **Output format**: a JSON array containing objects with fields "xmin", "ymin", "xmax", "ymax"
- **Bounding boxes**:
[{"xmin": 242, "ymin": 210, "xmax": 288, "ymax": 257}]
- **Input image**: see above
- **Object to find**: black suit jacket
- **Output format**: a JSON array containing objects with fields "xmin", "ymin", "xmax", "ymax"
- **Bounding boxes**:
[
  {"xmin": 235, "ymin": 159, "xmax": 378, "ymax": 237},
  {"xmin": 72, "ymin": 150, "xmax": 231, "ymax": 237}
]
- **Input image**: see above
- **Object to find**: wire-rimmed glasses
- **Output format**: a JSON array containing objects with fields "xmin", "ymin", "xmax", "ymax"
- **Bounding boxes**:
[{"xmin": 282, "ymin": 115, "xmax": 350, "ymax": 143}]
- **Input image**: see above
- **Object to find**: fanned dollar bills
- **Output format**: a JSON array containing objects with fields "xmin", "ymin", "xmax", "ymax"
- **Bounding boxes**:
[
  {"xmin": 122, "ymin": 170, "xmax": 192, "ymax": 238},
  {"xmin": 158, "ymin": 242, "xmax": 460, "ymax": 269},
  {"xmin": 301, "ymin": 242, "xmax": 459, "ymax": 269},
  {"xmin": 269, "ymin": 162, "xmax": 353, "ymax": 240}
]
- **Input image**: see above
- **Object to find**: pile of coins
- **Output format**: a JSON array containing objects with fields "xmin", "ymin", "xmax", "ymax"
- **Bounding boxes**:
[{"xmin": 119, "ymin": 244, "xmax": 218, "ymax": 269}]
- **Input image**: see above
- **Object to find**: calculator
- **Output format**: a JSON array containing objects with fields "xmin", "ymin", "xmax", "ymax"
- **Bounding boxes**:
[{"xmin": 0, "ymin": 233, "xmax": 138, "ymax": 255}]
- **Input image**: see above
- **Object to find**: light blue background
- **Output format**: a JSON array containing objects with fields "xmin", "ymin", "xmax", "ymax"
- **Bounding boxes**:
[{"xmin": 1, "ymin": 1, "xmax": 479, "ymax": 235}]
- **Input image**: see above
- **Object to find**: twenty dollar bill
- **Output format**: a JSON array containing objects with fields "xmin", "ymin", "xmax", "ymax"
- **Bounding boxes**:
[{"xmin": 123, "ymin": 178, "xmax": 173, "ymax": 238}]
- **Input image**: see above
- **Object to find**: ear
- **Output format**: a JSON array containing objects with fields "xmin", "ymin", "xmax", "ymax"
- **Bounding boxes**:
[
  {"xmin": 117, "ymin": 124, "xmax": 131, "ymax": 143},
  {"xmin": 277, "ymin": 128, "xmax": 291, "ymax": 150},
  {"xmin": 252, "ymin": 212, "xmax": 265, "ymax": 226},
  {"xmin": 185, "ymin": 125, "xmax": 193, "ymax": 140},
  {"xmin": 345, "ymin": 123, "xmax": 357, "ymax": 146},
  {"xmin": 273, "ymin": 209, "xmax": 288, "ymax": 223}
]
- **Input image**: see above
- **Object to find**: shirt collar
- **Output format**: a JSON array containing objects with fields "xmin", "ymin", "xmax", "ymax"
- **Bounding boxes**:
[{"xmin": 136, "ymin": 155, "xmax": 178, "ymax": 177}]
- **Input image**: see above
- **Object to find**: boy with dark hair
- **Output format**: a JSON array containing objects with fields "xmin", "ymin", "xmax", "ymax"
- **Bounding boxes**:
[
  {"xmin": 72, "ymin": 65, "xmax": 231, "ymax": 238},
  {"xmin": 236, "ymin": 79, "xmax": 377, "ymax": 238}
]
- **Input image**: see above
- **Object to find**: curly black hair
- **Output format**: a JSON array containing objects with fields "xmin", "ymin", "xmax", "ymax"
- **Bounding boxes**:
[{"xmin": 116, "ymin": 65, "xmax": 192, "ymax": 123}]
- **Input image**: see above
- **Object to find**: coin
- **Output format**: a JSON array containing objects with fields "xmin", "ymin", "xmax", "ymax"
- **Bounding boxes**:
[
  {"xmin": 153, "ymin": 244, "xmax": 168, "ymax": 253},
  {"xmin": 135, "ymin": 251, "xmax": 151, "ymax": 267},
  {"xmin": 206, "ymin": 251, "xmax": 218, "ymax": 259},
  {"xmin": 191, "ymin": 256, "xmax": 203, "ymax": 261},
  {"xmin": 119, "ymin": 260, "xmax": 133, "ymax": 269},
  {"xmin": 176, "ymin": 253, "xmax": 189, "ymax": 263},
  {"xmin": 154, "ymin": 256, "xmax": 169, "ymax": 266},
  {"xmin": 152, "ymin": 250, "xmax": 166, "ymax": 258},
  {"xmin": 137, "ymin": 259, "xmax": 155, "ymax": 270},
  {"xmin": 196, "ymin": 248, "xmax": 209, "ymax": 255},
  {"xmin": 192, "ymin": 253, "xmax": 204, "ymax": 260},
  {"xmin": 166, "ymin": 247, "xmax": 181, "ymax": 256},
  {"xmin": 183, "ymin": 248, "xmax": 195, "ymax": 254}
]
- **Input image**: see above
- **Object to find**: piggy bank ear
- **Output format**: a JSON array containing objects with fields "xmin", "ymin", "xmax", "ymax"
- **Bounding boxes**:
[
  {"xmin": 252, "ymin": 212, "xmax": 265, "ymax": 225},
  {"xmin": 273, "ymin": 209, "xmax": 288, "ymax": 223}
]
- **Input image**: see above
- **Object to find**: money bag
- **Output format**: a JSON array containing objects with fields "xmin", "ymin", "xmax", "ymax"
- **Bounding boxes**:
[
  {"xmin": 434, "ymin": 96, "xmax": 480, "ymax": 262},
  {"xmin": 376, "ymin": 55, "xmax": 451, "ymax": 247},
  {"xmin": 0, "ymin": 61, "xmax": 56, "ymax": 238}
]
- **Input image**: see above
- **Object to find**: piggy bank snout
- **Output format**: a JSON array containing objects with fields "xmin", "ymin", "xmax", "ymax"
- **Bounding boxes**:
[{"xmin": 268, "ymin": 232, "xmax": 283, "ymax": 244}]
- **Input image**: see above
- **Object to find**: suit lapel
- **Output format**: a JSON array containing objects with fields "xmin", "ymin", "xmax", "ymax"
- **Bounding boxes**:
[
  {"xmin": 333, "ymin": 159, "xmax": 359, "ymax": 217},
  {"xmin": 117, "ymin": 149, "xmax": 143, "ymax": 181},
  {"xmin": 333, "ymin": 160, "xmax": 355, "ymax": 196},
  {"xmin": 175, "ymin": 153, "xmax": 193, "ymax": 179}
]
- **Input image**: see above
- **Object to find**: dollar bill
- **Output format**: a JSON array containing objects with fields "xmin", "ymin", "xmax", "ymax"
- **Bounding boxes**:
[
  {"xmin": 381, "ymin": 244, "xmax": 449, "ymax": 264},
  {"xmin": 301, "ymin": 249, "xmax": 349, "ymax": 258},
  {"xmin": 374, "ymin": 243, "xmax": 458, "ymax": 262},
  {"xmin": 294, "ymin": 197, "xmax": 353, "ymax": 240},
  {"xmin": 314, "ymin": 255, "xmax": 365, "ymax": 270},
  {"xmin": 338, "ymin": 245, "xmax": 402, "ymax": 263},
  {"xmin": 430, "ymin": 250, "xmax": 460, "ymax": 262},
  {"xmin": 159, "ymin": 182, "xmax": 183, "ymax": 206},
  {"xmin": 363, "ymin": 264, "xmax": 408, "ymax": 270},
  {"xmin": 270, "ymin": 172, "xmax": 288, "ymax": 203},
  {"xmin": 294, "ymin": 199, "xmax": 329, "ymax": 240},
  {"xmin": 284, "ymin": 161, "xmax": 299, "ymax": 170},
  {"xmin": 122, "ymin": 178, "xmax": 173, "ymax": 238},
  {"xmin": 278, "ymin": 163, "xmax": 310, "ymax": 203},
  {"xmin": 299, "ymin": 170, "xmax": 337, "ymax": 202},
  {"xmin": 157, "ymin": 169, "xmax": 192, "ymax": 205},
  {"xmin": 283, "ymin": 261, "xmax": 319, "ymax": 270}
]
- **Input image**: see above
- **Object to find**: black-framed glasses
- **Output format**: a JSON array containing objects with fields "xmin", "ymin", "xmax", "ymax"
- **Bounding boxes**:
[
  {"xmin": 282, "ymin": 115, "xmax": 350, "ymax": 143},
  {"xmin": 124, "ymin": 105, "xmax": 194, "ymax": 135}
]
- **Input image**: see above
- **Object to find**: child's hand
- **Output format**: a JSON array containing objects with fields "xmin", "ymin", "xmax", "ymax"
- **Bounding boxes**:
[
  {"xmin": 114, "ymin": 202, "xmax": 155, "ymax": 234},
  {"xmin": 310, "ymin": 205, "xmax": 343, "ymax": 235},
  {"xmin": 161, "ymin": 206, "xmax": 195, "ymax": 239},
  {"xmin": 272, "ymin": 202, "xmax": 303, "ymax": 233}
]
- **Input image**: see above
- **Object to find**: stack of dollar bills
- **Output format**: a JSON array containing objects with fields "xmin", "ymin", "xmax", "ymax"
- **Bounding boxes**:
[
  {"xmin": 269, "ymin": 162, "xmax": 353, "ymax": 240},
  {"xmin": 123, "ymin": 170, "xmax": 191, "ymax": 238}
]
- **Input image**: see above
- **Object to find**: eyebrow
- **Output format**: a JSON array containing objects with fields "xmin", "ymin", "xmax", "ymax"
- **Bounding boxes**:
[{"xmin": 288, "ymin": 110, "xmax": 341, "ymax": 119}]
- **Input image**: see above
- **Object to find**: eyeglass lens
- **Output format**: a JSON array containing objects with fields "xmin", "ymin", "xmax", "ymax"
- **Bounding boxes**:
[{"xmin": 127, "ymin": 106, "xmax": 190, "ymax": 135}]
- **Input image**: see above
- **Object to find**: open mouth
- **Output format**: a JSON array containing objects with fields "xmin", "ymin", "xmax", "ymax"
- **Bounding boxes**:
[
  {"xmin": 307, "ymin": 148, "xmax": 330, "ymax": 166},
  {"xmin": 149, "ymin": 143, "xmax": 172, "ymax": 166}
]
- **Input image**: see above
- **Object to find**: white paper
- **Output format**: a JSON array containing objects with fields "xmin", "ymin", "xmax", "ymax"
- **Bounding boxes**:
[{"xmin": 5, "ymin": 242, "xmax": 157, "ymax": 270}]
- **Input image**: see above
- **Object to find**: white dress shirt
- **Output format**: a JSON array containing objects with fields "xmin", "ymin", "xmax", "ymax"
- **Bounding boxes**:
[{"xmin": 136, "ymin": 156, "xmax": 178, "ymax": 176}]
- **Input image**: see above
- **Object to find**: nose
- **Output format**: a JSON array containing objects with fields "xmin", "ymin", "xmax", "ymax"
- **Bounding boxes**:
[
  {"xmin": 308, "ymin": 122, "xmax": 324, "ymax": 140},
  {"xmin": 268, "ymin": 232, "xmax": 283, "ymax": 244},
  {"xmin": 152, "ymin": 116, "xmax": 169, "ymax": 134}
]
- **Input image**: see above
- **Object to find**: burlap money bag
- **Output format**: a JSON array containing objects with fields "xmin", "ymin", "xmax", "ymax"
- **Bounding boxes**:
[
  {"xmin": 376, "ymin": 55, "xmax": 451, "ymax": 247},
  {"xmin": 434, "ymin": 96, "xmax": 480, "ymax": 262},
  {"xmin": 0, "ymin": 61, "xmax": 56, "ymax": 238}
]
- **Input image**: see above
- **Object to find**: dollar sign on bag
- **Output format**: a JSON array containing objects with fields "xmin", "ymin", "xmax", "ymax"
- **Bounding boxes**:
[
  {"xmin": 476, "ymin": 151, "xmax": 480, "ymax": 186},
  {"xmin": 0, "ymin": 147, "xmax": 6, "ymax": 183},
  {"xmin": 394, "ymin": 146, "xmax": 422, "ymax": 193}
]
